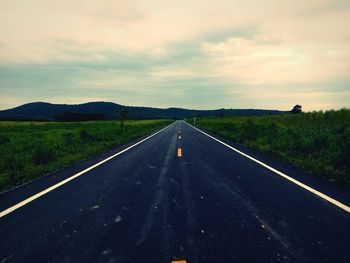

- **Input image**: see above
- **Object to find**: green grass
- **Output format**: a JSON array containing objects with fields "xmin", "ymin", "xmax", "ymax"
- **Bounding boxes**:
[
  {"xmin": 188, "ymin": 109, "xmax": 350, "ymax": 185},
  {"xmin": 0, "ymin": 119, "xmax": 173, "ymax": 192}
]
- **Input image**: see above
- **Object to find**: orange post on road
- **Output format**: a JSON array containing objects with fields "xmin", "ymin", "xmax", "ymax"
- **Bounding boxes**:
[{"xmin": 177, "ymin": 147, "xmax": 182, "ymax": 157}]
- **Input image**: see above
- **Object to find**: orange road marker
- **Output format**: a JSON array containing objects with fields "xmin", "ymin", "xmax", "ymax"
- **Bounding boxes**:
[
  {"xmin": 172, "ymin": 260, "xmax": 186, "ymax": 263},
  {"xmin": 177, "ymin": 148, "xmax": 182, "ymax": 157}
]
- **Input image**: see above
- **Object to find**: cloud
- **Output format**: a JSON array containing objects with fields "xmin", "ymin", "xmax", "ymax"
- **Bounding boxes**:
[{"xmin": 0, "ymin": 0, "xmax": 350, "ymax": 111}]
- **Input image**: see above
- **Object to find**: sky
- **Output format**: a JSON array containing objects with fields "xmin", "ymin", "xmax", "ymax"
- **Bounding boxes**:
[{"xmin": 0, "ymin": 0, "xmax": 350, "ymax": 111}]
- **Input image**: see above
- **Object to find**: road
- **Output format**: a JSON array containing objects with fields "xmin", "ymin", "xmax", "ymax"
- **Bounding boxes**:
[{"xmin": 0, "ymin": 120, "xmax": 349, "ymax": 263}]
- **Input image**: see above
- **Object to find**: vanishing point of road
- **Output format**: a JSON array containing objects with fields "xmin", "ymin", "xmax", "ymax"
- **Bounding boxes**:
[{"xmin": 0, "ymin": 120, "xmax": 349, "ymax": 262}]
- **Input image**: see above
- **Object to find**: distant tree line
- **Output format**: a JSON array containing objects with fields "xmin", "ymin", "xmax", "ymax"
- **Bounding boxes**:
[{"xmin": 55, "ymin": 112, "xmax": 105, "ymax": 121}]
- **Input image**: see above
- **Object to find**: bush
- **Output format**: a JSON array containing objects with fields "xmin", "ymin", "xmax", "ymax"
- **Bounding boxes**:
[
  {"xmin": 0, "ymin": 135, "xmax": 10, "ymax": 144},
  {"xmin": 63, "ymin": 132, "xmax": 74, "ymax": 144},
  {"xmin": 33, "ymin": 144, "xmax": 56, "ymax": 165},
  {"xmin": 80, "ymin": 130, "xmax": 93, "ymax": 142}
]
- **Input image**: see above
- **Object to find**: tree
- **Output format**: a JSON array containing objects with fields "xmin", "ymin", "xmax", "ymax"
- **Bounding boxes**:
[
  {"xmin": 118, "ymin": 108, "xmax": 128, "ymax": 135},
  {"xmin": 291, "ymin": 105, "xmax": 302, "ymax": 114}
]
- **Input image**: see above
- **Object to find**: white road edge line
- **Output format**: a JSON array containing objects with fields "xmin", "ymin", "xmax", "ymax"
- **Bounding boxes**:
[
  {"xmin": 0, "ymin": 122, "xmax": 175, "ymax": 218},
  {"xmin": 185, "ymin": 122, "xmax": 350, "ymax": 213}
]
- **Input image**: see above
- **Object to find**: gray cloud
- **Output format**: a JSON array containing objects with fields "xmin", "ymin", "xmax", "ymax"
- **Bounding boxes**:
[{"xmin": 1, "ymin": 0, "xmax": 350, "ymax": 111}]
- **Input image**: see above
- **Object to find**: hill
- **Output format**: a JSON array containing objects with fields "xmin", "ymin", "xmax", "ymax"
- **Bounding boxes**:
[{"xmin": 0, "ymin": 102, "xmax": 285, "ymax": 120}]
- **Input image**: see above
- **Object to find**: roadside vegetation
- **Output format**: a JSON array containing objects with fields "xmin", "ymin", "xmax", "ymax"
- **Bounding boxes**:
[
  {"xmin": 0, "ymin": 120, "xmax": 172, "ymax": 192},
  {"xmin": 188, "ymin": 109, "xmax": 350, "ymax": 185}
]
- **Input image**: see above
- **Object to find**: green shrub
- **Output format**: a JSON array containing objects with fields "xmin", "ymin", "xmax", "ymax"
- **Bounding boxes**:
[
  {"xmin": 63, "ymin": 132, "xmax": 74, "ymax": 144},
  {"xmin": 0, "ymin": 135, "xmax": 10, "ymax": 144},
  {"xmin": 33, "ymin": 144, "xmax": 56, "ymax": 165}
]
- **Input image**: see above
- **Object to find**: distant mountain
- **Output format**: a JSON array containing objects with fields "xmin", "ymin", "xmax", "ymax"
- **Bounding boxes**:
[{"xmin": 0, "ymin": 102, "xmax": 286, "ymax": 121}]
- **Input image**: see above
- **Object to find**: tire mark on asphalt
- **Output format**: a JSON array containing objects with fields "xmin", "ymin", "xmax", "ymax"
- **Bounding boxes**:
[
  {"xmin": 194, "ymin": 154, "xmax": 308, "ymax": 262},
  {"xmin": 136, "ymin": 131, "xmax": 177, "ymax": 261},
  {"xmin": 181, "ymin": 161, "xmax": 200, "ymax": 263}
]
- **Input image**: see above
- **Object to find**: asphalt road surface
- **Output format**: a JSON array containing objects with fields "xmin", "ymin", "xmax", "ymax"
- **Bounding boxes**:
[{"xmin": 0, "ymin": 120, "xmax": 349, "ymax": 263}]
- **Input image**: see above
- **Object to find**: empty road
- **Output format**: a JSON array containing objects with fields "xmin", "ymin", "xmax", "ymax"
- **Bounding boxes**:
[{"xmin": 0, "ymin": 120, "xmax": 349, "ymax": 263}]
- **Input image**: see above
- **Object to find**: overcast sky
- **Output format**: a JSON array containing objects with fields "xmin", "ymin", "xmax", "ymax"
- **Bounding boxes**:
[{"xmin": 1, "ymin": 0, "xmax": 349, "ymax": 111}]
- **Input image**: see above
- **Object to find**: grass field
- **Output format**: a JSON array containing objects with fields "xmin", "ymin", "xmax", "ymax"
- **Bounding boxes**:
[
  {"xmin": 188, "ymin": 109, "xmax": 350, "ymax": 185},
  {"xmin": 0, "ymin": 119, "xmax": 172, "ymax": 192}
]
